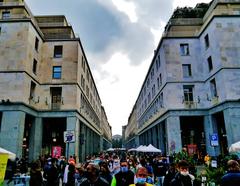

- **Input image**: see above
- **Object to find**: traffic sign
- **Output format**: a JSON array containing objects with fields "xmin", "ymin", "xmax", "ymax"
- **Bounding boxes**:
[
  {"xmin": 210, "ymin": 133, "xmax": 219, "ymax": 146},
  {"xmin": 64, "ymin": 130, "xmax": 75, "ymax": 143}
]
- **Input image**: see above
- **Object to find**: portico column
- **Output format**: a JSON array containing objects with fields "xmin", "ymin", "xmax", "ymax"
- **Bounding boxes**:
[
  {"xmin": 166, "ymin": 116, "xmax": 182, "ymax": 154},
  {"xmin": 204, "ymin": 115, "xmax": 220, "ymax": 156},
  {"xmin": 66, "ymin": 116, "xmax": 78, "ymax": 158},
  {"xmin": 29, "ymin": 117, "xmax": 43, "ymax": 161},
  {"xmin": 0, "ymin": 111, "xmax": 26, "ymax": 158}
]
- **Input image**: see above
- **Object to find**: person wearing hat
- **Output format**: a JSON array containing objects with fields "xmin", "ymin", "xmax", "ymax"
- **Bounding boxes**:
[
  {"xmin": 111, "ymin": 159, "xmax": 134, "ymax": 186},
  {"xmin": 221, "ymin": 159, "xmax": 240, "ymax": 186},
  {"xmin": 78, "ymin": 163, "xmax": 109, "ymax": 186}
]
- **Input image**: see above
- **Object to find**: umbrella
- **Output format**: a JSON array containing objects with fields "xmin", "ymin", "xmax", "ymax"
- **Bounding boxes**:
[
  {"xmin": 229, "ymin": 141, "xmax": 240, "ymax": 153},
  {"xmin": 0, "ymin": 147, "xmax": 16, "ymax": 160}
]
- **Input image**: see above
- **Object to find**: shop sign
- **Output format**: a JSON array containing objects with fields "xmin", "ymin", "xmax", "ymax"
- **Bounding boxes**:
[{"xmin": 52, "ymin": 146, "xmax": 62, "ymax": 158}]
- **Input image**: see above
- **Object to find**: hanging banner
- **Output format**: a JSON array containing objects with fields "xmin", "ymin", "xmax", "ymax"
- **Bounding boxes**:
[
  {"xmin": 0, "ymin": 154, "xmax": 9, "ymax": 186},
  {"xmin": 52, "ymin": 146, "xmax": 62, "ymax": 158}
]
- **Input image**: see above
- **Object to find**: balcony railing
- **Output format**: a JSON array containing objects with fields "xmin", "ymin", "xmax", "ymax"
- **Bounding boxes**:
[
  {"xmin": 0, "ymin": 2, "xmax": 24, "ymax": 6},
  {"xmin": 1, "ymin": 14, "xmax": 30, "ymax": 20},
  {"xmin": 183, "ymin": 101, "xmax": 197, "ymax": 109}
]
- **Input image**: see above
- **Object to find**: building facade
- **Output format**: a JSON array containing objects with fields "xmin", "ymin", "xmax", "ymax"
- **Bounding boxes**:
[
  {"xmin": 124, "ymin": 0, "xmax": 240, "ymax": 157},
  {"xmin": 0, "ymin": 0, "xmax": 111, "ymax": 162}
]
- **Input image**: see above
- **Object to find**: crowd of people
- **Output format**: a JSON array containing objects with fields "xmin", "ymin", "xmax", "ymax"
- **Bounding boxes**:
[{"xmin": 5, "ymin": 150, "xmax": 240, "ymax": 186}]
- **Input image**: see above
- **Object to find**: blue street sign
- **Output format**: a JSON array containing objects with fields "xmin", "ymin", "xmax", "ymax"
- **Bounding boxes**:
[{"xmin": 210, "ymin": 133, "xmax": 219, "ymax": 146}]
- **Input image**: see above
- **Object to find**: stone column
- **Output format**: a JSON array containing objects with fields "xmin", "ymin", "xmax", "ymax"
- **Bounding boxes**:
[
  {"xmin": 159, "ymin": 122, "xmax": 166, "ymax": 154},
  {"xmin": 79, "ymin": 122, "xmax": 86, "ymax": 162},
  {"xmin": 29, "ymin": 117, "xmax": 43, "ymax": 161},
  {"xmin": 152, "ymin": 126, "xmax": 157, "ymax": 147},
  {"xmin": 66, "ymin": 116, "xmax": 78, "ymax": 158},
  {"xmin": 0, "ymin": 111, "xmax": 25, "ymax": 158},
  {"xmin": 204, "ymin": 115, "xmax": 220, "ymax": 157},
  {"xmin": 166, "ymin": 116, "xmax": 182, "ymax": 154},
  {"xmin": 224, "ymin": 108, "xmax": 240, "ymax": 147}
]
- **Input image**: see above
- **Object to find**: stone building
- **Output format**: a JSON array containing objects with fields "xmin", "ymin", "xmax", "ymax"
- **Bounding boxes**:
[
  {"xmin": 0, "ymin": 0, "xmax": 111, "ymax": 162},
  {"xmin": 124, "ymin": 0, "xmax": 240, "ymax": 157}
]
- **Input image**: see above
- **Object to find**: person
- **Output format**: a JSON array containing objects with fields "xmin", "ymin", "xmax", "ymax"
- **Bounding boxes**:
[
  {"xmin": 221, "ymin": 159, "xmax": 240, "ymax": 186},
  {"xmin": 128, "ymin": 158, "xmax": 137, "ymax": 174},
  {"xmin": 204, "ymin": 154, "xmax": 210, "ymax": 167},
  {"xmin": 170, "ymin": 160, "xmax": 195, "ymax": 186},
  {"xmin": 153, "ymin": 156, "xmax": 167, "ymax": 186},
  {"xmin": 109, "ymin": 156, "xmax": 121, "ymax": 176},
  {"xmin": 99, "ymin": 161, "xmax": 113, "ymax": 185},
  {"xmin": 65, "ymin": 163, "xmax": 76, "ymax": 186},
  {"xmin": 29, "ymin": 160, "xmax": 43, "ymax": 186},
  {"xmin": 129, "ymin": 167, "xmax": 153, "ymax": 186},
  {"xmin": 111, "ymin": 159, "xmax": 134, "ymax": 186},
  {"xmin": 43, "ymin": 158, "xmax": 59, "ymax": 186},
  {"xmin": 78, "ymin": 163, "xmax": 109, "ymax": 186},
  {"xmin": 163, "ymin": 163, "xmax": 177, "ymax": 186}
]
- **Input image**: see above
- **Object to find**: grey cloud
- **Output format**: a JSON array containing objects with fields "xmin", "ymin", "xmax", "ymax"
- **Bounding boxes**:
[{"xmin": 26, "ymin": 0, "xmax": 174, "ymax": 71}]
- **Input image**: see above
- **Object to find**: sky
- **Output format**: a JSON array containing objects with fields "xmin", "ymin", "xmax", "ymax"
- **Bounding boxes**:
[{"xmin": 25, "ymin": 0, "xmax": 212, "ymax": 135}]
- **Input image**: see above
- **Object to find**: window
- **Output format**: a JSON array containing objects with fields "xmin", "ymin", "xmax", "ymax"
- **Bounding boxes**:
[
  {"xmin": 159, "ymin": 92, "xmax": 163, "ymax": 107},
  {"xmin": 207, "ymin": 56, "xmax": 213, "ymax": 71},
  {"xmin": 51, "ymin": 87, "xmax": 62, "ymax": 110},
  {"xmin": 183, "ymin": 85, "xmax": 194, "ymax": 102},
  {"xmin": 35, "ymin": 37, "xmax": 39, "ymax": 51},
  {"xmin": 82, "ymin": 56, "xmax": 85, "ymax": 72},
  {"xmin": 152, "ymin": 84, "xmax": 155, "ymax": 97},
  {"xmin": 52, "ymin": 66, "xmax": 62, "ymax": 79},
  {"xmin": 29, "ymin": 81, "xmax": 36, "ymax": 99},
  {"xmin": 204, "ymin": 34, "xmax": 209, "ymax": 49},
  {"xmin": 81, "ymin": 75, "xmax": 85, "ymax": 90},
  {"xmin": 33, "ymin": 59, "xmax": 37, "ymax": 74},
  {"xmin": 2, "ymin": 11, "xmax": 10, "ymax": 19},
  {"xmin": 53, "ymin": 45, "xmax": 63, "ymax": 58},
  {"xmin": 180, "ymin": 43, "xmax": 189, "ymax": 56},
  {"xmin": 182, "ymin": 64, "xmax": 192, "ymax": 77},
  {"xmin": 210, "ymin": 79, "xmax": 218, "ymax": 97}
]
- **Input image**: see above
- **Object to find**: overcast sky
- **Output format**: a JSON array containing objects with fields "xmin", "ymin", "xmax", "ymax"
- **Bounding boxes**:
[{"xmin": 25, "ymin": 0, "xmax": 211, "ymax": 135}]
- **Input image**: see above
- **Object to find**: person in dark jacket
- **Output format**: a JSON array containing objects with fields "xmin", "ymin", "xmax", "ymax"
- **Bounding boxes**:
[
  {"xmin": 111, "ymin": 159, "xmax": 134, "ymax": 186},
  {"xmin": 29, "ymin": 160, "xmax": 43, "ymax": 186},
  {"xmin": 221, "ymin": 159, "xmax": 240, "ymax": 186},
  {"xmin": 170, "ymin": 160, "xmax": 195, "ymax": 186},
  {"xmin": 163, "ymin": 163, "xmax": 177, "ymax": 186},
  {"xmin": 66, "ymin": 163, "xmax": 76, "ymax": 186},
  {"xmin": 43, "ymin": 158, "xmax": 59, "ymax": 186},
  {"xmin": 78, "ymin": 163, "xmax": 109, "ymax": 186},
  {"xmin": 99, "ymin": 161, "xmax": 112, "ymax": 185}
]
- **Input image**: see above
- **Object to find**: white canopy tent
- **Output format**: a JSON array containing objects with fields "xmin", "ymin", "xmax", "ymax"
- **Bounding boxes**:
[
  {"xmin": 136, "ymin": 145, "xmax": 147, "ymax": 152},
  {"xmin": 0, "ymin": 147, "xmax": 16, "ymax": 160},
  {"xmin": 128, "ymin": 148, "xmax": 137, "ymax": 152},
  {"xmin": 106, "ymin": 148, "xmax": 115, "ymax": 152},
  {"xmin": 144, "ymin": 144, "xmax": 161, "ymax": 153}
]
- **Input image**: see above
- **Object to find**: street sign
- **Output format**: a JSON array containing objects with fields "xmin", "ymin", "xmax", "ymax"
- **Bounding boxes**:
[
  {"xmin": 64, "ymin": 130, "xmax": 75, "ymax": 143},
  {"xmin": 210, "ymin": 133, "xmax": 219, "ymax": 146}
]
